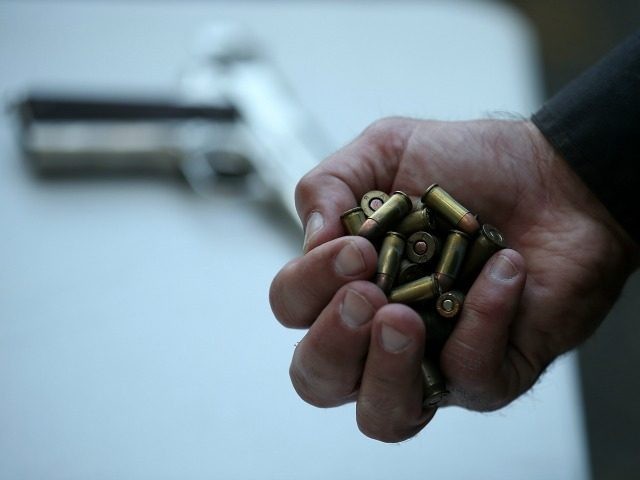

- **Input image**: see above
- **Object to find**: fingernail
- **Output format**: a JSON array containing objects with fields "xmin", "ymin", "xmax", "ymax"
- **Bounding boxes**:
[
  {"xmin": 335, "ymin": 241, "xmax": 366, "ymax": 276},
  {"xmin": 380, "ymin": 323, "xmax": 412, "ymax": 353},
  {"xmin": 303, "ymin": 211, "xmax": 324, "ymax": 253},
  {"xmin": 489, "ymin": 254, "xmax": 518, "ymax": 281},
  {"xmin": 341, "ymin": 289, "xmax": 374, "ymax": 329}
]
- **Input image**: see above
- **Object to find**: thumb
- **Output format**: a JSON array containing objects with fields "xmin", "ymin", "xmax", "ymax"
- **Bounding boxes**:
[{"xmin": 440, "ymin": 249, "xmax": 526, "ymax": 410}]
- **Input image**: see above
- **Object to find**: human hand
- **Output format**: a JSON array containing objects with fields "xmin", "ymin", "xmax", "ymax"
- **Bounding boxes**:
[{"xmin": 269, "ymin": 118, "xmax": 639, "ymax": 442}]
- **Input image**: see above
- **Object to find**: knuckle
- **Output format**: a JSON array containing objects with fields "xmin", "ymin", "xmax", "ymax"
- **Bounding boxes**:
[
  {"xmin": 361, "ymin": 116, "xmax": 407, "ymax": 139},
  {"xmin": 294, "ymin": 174, "xmax": 319, "ymax": 214},
  {"xmin": 357, "ymin": 117, "xmax": 417, "ymax": 169}
]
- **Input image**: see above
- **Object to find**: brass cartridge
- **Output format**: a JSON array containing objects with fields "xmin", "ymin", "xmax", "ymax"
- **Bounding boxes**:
[
  {"xmin": 458, "ymin": 224, "xmax": 507, "ymax": 289},
  {"xmin": 340, "ymin": 207, "xmax": 367, "ymax": 235},
  {"xmin": 421, "ymin": 358, "xmax": 449, "ymax": 407},
  {"xmin": 396, "ymin": 208, "xmax": 436, "ymax": 236},
  {"xmin": 419, "ymin": 308, "xmax": 456, "ymax": 357},
  {"xmin": 388, "ymin": 274, "xmax": 440, "ymax": 304},
  {"xmin": 375, "ymin": 232, "xmax": 406, "ymax": 294},
  {"xmin": 360, "ymin": 190, "xmax": 390, "ymax": 217},
  {"xmin": 396, "ymin": 259, "xmax": 427, "ymax": 286},
  {"xmin": 421, "ymin": 184, "xmax": 479, "ymax": 235},
  {"xmin": 358, "ymin": 191, "xmax": 413, "ymax": 240},
  {"xmin": 406, "ymin": 231, "xmax": 439, "ymax": 264},
  {"xmin": 436, "ymin": 291, "xmax": 465, "ymax": 318},
  {"xmin": 435, "ymin": 230, "xmax": 470, "ymax": 291}
]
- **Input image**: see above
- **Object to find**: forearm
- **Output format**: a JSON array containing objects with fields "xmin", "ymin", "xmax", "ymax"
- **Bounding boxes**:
[{"xmin": 531, "ymin": 31, "xmax": 640, "ymax": 245}]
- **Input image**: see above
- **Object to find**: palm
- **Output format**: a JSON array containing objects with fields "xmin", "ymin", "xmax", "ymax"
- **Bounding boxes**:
[{"xmin": 378, "ymin": 119, "xmax": 631, "ymax": 408}]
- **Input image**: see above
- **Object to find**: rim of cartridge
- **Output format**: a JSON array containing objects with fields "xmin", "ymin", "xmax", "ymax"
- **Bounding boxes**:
[
  {"xmin": 420, "ymin": 183, "xmax": 439, "ymax": 202},
  {"xmin": 481, "ymin": 223, "xmax": 507, "ymax": 248},
  {"xmin": 390, "ymin": 190, "xmax": 413, "ymax": 209},
  {"xmin": 340, "ymin": 206, "xmax": 365, "ymax": 218},
  {"xmin": 360, "ymin": 190, "xmax": 389, "ymax": 216}
]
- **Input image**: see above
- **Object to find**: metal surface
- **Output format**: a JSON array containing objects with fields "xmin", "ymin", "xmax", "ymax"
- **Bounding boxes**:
[
  {"xmin": 360, "ymin": 190, "xmax": 389, "ymax": 217},
  {"xmin": 340, "ymin": 206, "xmax": 367, "ymax": 235},
  {"xmin": 436, "ymin": 291, "xmax": 465, "ymax": 318},
  {"xmin": 435, "ymin": 230, "xmax": 470, "ymax": 291},
  {"xmin": 421, "ymin": 358, "xmax": 449, "ymax": 407},
  {"xmin": 358, "ymin": 190, "xmax": 412, "ymax": 239},
  {"xmin": 388, "ymin": 274, "xmax": 441, "ymax": 304},
  {"xmin": 419, "ymin": 308, "xmax": 457, "ymax": 357},
  {"xmin": 397, "ymin": 259, "xmax": 427, "ymax": 285},
  {"xmin": 458, "ymin": 223, "xmax": 507, "ymax": 290},
  {"xmin": 396, "ymin": 207, "xmax": 435, "ymax": 236},
  {"xmin": 422, "ymin": 183, "xmax": 480, "ymax": 235},
  {"xmin": 406, "ymin": 231, "xmax": 439, "ymax": 264},
  {"xmin": 375, "ymin": 231, "xmax": 406, "ymax": 294}
]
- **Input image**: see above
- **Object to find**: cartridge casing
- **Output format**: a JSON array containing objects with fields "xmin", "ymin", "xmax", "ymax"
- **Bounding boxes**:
[
  {"xmin": 421, "ymin": 358, "xmax": 449, "ymax": 407},
  {"xmin": 360, "ymin": 190, "xmax": 389, "ymax": 217},
  {"xmin": 435, "ymin": 230, "xmax": 470, "ymax": 291},
  {"xmin": 436, "ymin": 290, "xmax": 465, "ymax": 318},
  {"xmin": 421, "ymin": 184, "xmax": 479, "ymax": 235},
  {"xmin": 406, "ymin": 231, "xmax": 439, "ymax": 264},
  {"xmin": 458, "ymin": 224, "xmax": 507, "ymax": 289},
  {"xmin": 396, "ymin": 259, "xmax": 427, "ymax": 286},
  {"xmin": 388, "ymin": 274, "xmax": 440, "ymax": 304},
  {"xmin": 340, "ymin": 207, "xmax": 367, "ymax": 235},
  {"xmin": 396, "ymin": 208, "xmax": 435, "ymax": 236},
  {"xmin": 358, "ymin": 191, "xmax": 413, "ymax": 239},
  {"xmin": 419, "ymin": 308, "xmax": 456, "ymax": 357},
  {"xmin": 375, "ymin": 232, "xmax": 406, "ymax": 294}
]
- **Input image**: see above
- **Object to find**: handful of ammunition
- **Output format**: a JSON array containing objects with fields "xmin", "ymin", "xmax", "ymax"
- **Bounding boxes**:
[{"xmin": 340, "ymin": 184, "xmax": 507, "ymax": 408}]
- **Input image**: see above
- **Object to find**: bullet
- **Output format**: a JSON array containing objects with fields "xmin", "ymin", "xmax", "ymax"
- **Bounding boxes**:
[
  {"xmin": 406, "ymin": 231, "xmax": 439, "ymax": 264},
  {"xmin": 358, "ymin": 191, "xmax": 413, "ymax": 240},
  {"xmin": 421, "ymin": 358, "xmax": 449, "ymax": 407},
  {"xmin": 458, "ymin": 224, "xmax": 507, "ymax": 290},
  {"xmin": 435, "ymin": 230, "xmax": 470, "ymax": 291},
  {"xmin": 436, "ymin": 291, "xmax": 465, "ymax": 318},
  {"xmin": 340, "ymin": 207, "xmax": 367, "ymax": 235},
  {"xmin": 360, "ymin": 190, "xmax": 390, "ymax": 217},
  {"xmin": 396, "ymin": 259, "xmax": 428, "ymax": 285},
  {"xmin": 421, "ymin": 184, "xmax": 480, "ymax": 235},
  {"xmin": 396, "ymin": 207, "xmax": 436, "ymax": 236},
  {"xmin": 388, "ymin": 273, "xmax": 440, "ymax": 304},
  {"xmin": 375, "ymin": 232, "xmax": 406, "ymax": 294}
]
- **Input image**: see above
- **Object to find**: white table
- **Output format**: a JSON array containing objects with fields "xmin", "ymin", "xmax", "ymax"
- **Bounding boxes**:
[{"xmin": 0, "ymin": 2, "xmax": 589, "ymax": 479}]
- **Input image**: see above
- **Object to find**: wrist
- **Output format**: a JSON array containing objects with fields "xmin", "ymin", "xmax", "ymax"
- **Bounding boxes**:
[{"xmin": 523, "ymin": 120, "xmax": 640, "ymax": 272}]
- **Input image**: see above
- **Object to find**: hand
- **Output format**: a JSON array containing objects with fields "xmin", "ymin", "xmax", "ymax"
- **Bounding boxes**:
[{"xmin": 269, "ymin": 118, "xmax": 639, "ymax": 442}]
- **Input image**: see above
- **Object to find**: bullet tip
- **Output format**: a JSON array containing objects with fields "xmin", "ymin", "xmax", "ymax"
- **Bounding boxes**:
[
  {"xmin": 375, "ymin": 274, "xmax": 393, "ymax": 295},
  {"xmin": 435, "ymin": 273, "xmax": 454, "ymax": 292},
  {"xmin": 358, "ymin": 218, "xmax": 381, "ymax": 239},
  {"xmin": 458, "ymin": 213, "xmax": 480, "ymax": 236}
]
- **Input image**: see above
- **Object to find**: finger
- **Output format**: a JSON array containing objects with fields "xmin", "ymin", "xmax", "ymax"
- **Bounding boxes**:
[
  {"xmin": 356, "ymin": 304, "xmax": 435, "ymax": 443},
  {"xmin": 270, "ymin": 236, "xmax": 377, "ymax": 328},
  {"xmin": 440, "ymin": 249, "xmax": 526, "ymax": 410},
  {"xmin": 297, "ymin": 118, "xmax": 419, "ymax": 252},
  {"xmin": 289, "ymin": 281, "xmax": 388, "ymax": 407}
]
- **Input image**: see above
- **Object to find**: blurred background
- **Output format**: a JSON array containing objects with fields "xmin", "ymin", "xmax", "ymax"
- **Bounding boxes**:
[{"xmin": 1, "ymin": 1, "xmax": 639, "ymax": 479}]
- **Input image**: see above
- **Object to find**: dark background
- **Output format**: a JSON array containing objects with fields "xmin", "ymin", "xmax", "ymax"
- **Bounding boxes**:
[{"xmin": 506, "ymin": 0, "xmax": 640, "ymax": 478}]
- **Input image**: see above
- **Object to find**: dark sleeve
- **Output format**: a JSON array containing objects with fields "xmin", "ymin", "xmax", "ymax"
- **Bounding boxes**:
[{"xmin": 531, "ymin": 31, "xmax": 640, "ymax": 243}]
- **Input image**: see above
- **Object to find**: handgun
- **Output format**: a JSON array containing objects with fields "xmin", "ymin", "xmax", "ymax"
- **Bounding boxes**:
[{"xmin": 10, "ymin": 24, "xmax": 330, "ymax": 224}]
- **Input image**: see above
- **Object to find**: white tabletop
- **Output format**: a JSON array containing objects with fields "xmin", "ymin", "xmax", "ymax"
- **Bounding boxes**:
[{"xmin": 0, "ymin": 2, "xmax": 589, "ymax": 479}]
